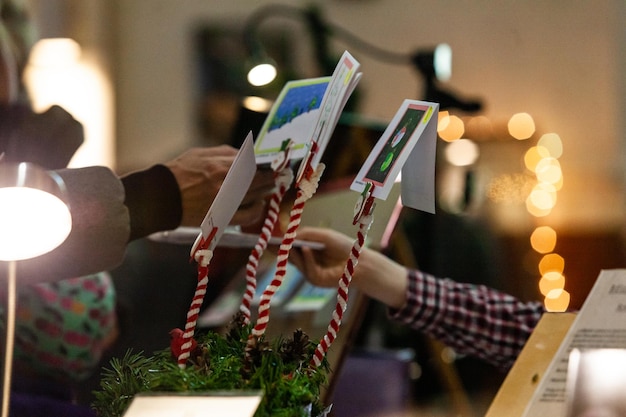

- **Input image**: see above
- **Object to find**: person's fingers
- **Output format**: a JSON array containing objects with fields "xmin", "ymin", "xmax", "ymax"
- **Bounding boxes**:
[
  {"xmin": 247, "ymin": 172, "xmax": 275, "ymax": 195},
  {"xmin": 288, "ymin": 247, "xmax": 305, "ymax": 270},
  {"xmin": 230, "ymin": 199, "xmax": 267, "ymax": 226}
]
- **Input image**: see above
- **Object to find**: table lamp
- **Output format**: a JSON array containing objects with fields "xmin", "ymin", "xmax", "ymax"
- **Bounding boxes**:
[{"xmin": 0, "ymin": 162, "xmax": 72, "ymax": 417}]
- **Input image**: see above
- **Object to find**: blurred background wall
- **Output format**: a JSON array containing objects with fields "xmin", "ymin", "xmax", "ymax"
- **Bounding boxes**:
[{"xmin": 25, "ymin": 0, "xmax": 626, "ymax": 307}]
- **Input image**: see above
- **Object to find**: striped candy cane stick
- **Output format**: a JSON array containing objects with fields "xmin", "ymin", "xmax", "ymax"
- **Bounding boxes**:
[
  {"xmin": 249, "ymin": 163, "xmax": 325, "ymax": 341},
  {"xmin": 310, "ymin": 183, "xmax": 376, "ymax": 368},
  {"xmin": 177, "ymin": 233, "xmax": 215, "ymax": 368},
  {"xmin": 310, "ymin": 211, "xmax": 374, "ymax": 368},
  {"xmin": 240, "ymin": 167, "xmax": 293, "ymax": 324}
]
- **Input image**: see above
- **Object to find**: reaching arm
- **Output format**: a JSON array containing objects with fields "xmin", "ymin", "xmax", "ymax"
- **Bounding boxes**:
[
  {"xmin": 291, "ymin": 226, "xmax": 545, "ymax": 370},
  {"xmin": 290, "ymin": 226, "xmax": 408, "ymax": 309}
]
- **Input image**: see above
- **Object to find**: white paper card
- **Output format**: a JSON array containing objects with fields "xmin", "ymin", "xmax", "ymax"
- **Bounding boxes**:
[
  {"xmin": 196, "ymin": 133, "xmax": 256, "ymax": 250},
  {"xmin": 306, "ymin": 50, "xmax": 361, "ymax": 170},
  {"xmin": 522, "ymin": 269, "xmax": 626, "ymax": 417},
  {"xmin": 123, "ymin": 392, "xmax": 262, "ymax": 417}
]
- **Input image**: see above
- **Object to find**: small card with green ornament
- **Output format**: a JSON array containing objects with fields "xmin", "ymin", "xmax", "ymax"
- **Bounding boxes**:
[{"xmin": 351, "ymin": 99, "xmax": 438, "ymax": 213}]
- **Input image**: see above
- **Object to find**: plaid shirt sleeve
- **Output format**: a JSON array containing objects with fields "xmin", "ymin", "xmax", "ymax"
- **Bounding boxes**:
[{"xmin": 388, "ymin": 269, "xmax": 545, "ymax": 370}]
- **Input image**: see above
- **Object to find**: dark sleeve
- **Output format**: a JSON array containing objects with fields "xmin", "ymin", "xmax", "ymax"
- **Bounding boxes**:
[
  {"xmin": 121, "ymin": 164, "xmax": 182, "ymax": 241},
  {"xmin": 14, "ymin": 166, "xmax": 130, "ymax": 283}
]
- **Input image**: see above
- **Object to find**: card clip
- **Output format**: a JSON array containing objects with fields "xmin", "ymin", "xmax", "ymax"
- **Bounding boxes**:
[
  {"xmin": 270, "ymin": 139, "xmax": 294, "ymax": 172},
  {"xmin": 190, "ymin": 226, "xmax": 218, "ymax": 259},
  {"xmin": 295, "ymin": 141, "xmax": 319, "ymax": 186},
  {"xmin": 353, "ymin": 182, "xmax": 376, "ymax": 225}
]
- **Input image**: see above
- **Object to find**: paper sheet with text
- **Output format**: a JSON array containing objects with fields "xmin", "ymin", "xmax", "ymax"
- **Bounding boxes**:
[{"xmin": 522, "ymin": 269, "xmax": 626, "ymax": 416}]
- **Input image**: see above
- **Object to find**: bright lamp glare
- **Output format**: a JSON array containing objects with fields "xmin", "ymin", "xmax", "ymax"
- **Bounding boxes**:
[
  {"xmin": 247, "ymin": 63, "xmax": 277, "ymax": 87},
  {"xmin": 434, "ymin": 43, "xmax": 452, "ymax": 82},
  {"xmin": 28, "ymin": 38, "xmax": 81, "ymax": 68},
  {"xmin": 0, "ymin": 187, "xmax": 72, "ymax": 261}
]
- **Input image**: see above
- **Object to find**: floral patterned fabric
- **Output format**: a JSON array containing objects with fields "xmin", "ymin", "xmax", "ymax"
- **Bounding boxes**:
[{"xmin": 9, "ymin": 272, "xmax": 118, "ymax": 382}]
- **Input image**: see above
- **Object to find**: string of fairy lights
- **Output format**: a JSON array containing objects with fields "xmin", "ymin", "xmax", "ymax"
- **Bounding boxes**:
[{"xmin": 437, "ymin": 111, "xmax": 568, "ymax": 312}]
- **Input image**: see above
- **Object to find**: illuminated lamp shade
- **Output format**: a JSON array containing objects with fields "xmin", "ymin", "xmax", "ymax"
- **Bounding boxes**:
[
  {"xmin": 1, "ymin": 162, "xmax": 72, "ymax": 417},
  {"xmin": 0, "ymin": 163, "xmax": 72, "ymax": 260},
  {"xmin": 245, "ymin": 48, "xmax": 278, "ymax": 87},
  {"xmin": 247, "ymin": 62, "xmax": 277, "ymax": 87}
]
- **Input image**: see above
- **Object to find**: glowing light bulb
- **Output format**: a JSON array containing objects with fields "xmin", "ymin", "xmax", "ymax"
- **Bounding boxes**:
[{"xmin": 247, "ymin": 63, "xmax": 277, "ymax": 87}]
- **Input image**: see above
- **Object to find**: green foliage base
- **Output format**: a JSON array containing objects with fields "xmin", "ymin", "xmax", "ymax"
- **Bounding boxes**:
[{"xmin": 92, "ymin": 315, "xmax": 330, "ymax": 417}]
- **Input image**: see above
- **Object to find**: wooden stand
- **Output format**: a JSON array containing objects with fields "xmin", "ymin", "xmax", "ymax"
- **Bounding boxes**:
[{"xmin": 485, "ymin": 312, "xmax": 576, "ymax": 417}]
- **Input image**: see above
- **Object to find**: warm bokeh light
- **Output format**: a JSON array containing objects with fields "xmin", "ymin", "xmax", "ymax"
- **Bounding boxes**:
[
  {"xmin": 539, "ymin": 253, "xmax": 565, "ymax": 275},
  {"xmin": 539, "ymin": 271, "xmax": 565, "ymax": 296},
  {"xmin": 535, "ymin": 157, "xmax": 562, "ymax": 184},
  {"xmin": 538, "ymin": 133, "xmax": 563, "ymax": 158},
  {"xmin": 530, "ymin": 226, "xmax": 557, "ymax": 254},
  {"xmin": 526, "ymin": 200, "xmax": 551, "ymax": 217},
  {"xmin": 247, "ymin": 63, "xmax": 277, "ymax": 87},
  {"xmin": 544, "ymin": 288, "xmax": 570, "ymax": 312},
  {"xmin": 486, "ymin": 173, "xmax": 534, "ymax": 204},
  {"xmin": 242, "ymin": 96, "xmax": 273, "ymax": 113},
  {"xmin": 444, "ymin": 139, "xmax": 479, "ymax": 166},
  {"xmin": 508, "ymin": 112, "xmax": 535, "ymax": 140},
  {"xmin": 438, "ymin": 111, "xmax": 450, "ymax": 130},
  {"xmin": 524, "ymin": 146, "xmax": 551, "ymax": 172},
  {"xmin": 548, "ymin": 174, "xmax": 564, "ymax": 191},
  {"xmin": 438, "ymin": 114, "xmax": 465, "ymax": 142},
  {"xmin": 24, "ymin": 38, "xmax": 114, "ymax": 168},
  {"xmin": 526, "ymin": 183, "xmax": 557, "ymax": 216},
  {"xmin": 525, "ymin": 128, "xmax": 565, "ymax": 311}
]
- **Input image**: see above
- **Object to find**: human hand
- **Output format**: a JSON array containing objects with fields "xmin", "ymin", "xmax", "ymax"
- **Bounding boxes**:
[
  {"xmin": 164, "ymin": 145, "xmax": 275, "ymax": 227},
  {"xmin": 290, "ymin": 226, "xmax": 409, "ymax": 309},
  {"xmin": 289, "ymin": 227, "xmax": 355, "ymax": 288}
]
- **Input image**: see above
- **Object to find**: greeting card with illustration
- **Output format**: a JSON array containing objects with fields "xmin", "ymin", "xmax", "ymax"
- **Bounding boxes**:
[
  {"xmin": 351, "ymin": 99, "xmax": 438, "ymax": 213},
  {"xmin": 254, "ymin": 51, "xmax": 361, "ymax": 167},
  {"xmin": 254, "ymin": 77, "xmax": 330, "ymax": 164}
]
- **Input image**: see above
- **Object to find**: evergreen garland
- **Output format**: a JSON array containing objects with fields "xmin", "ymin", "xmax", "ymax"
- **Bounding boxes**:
[{"xmin": 92, "ymin": 312, "xmax": 330, "ymax": 417}]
